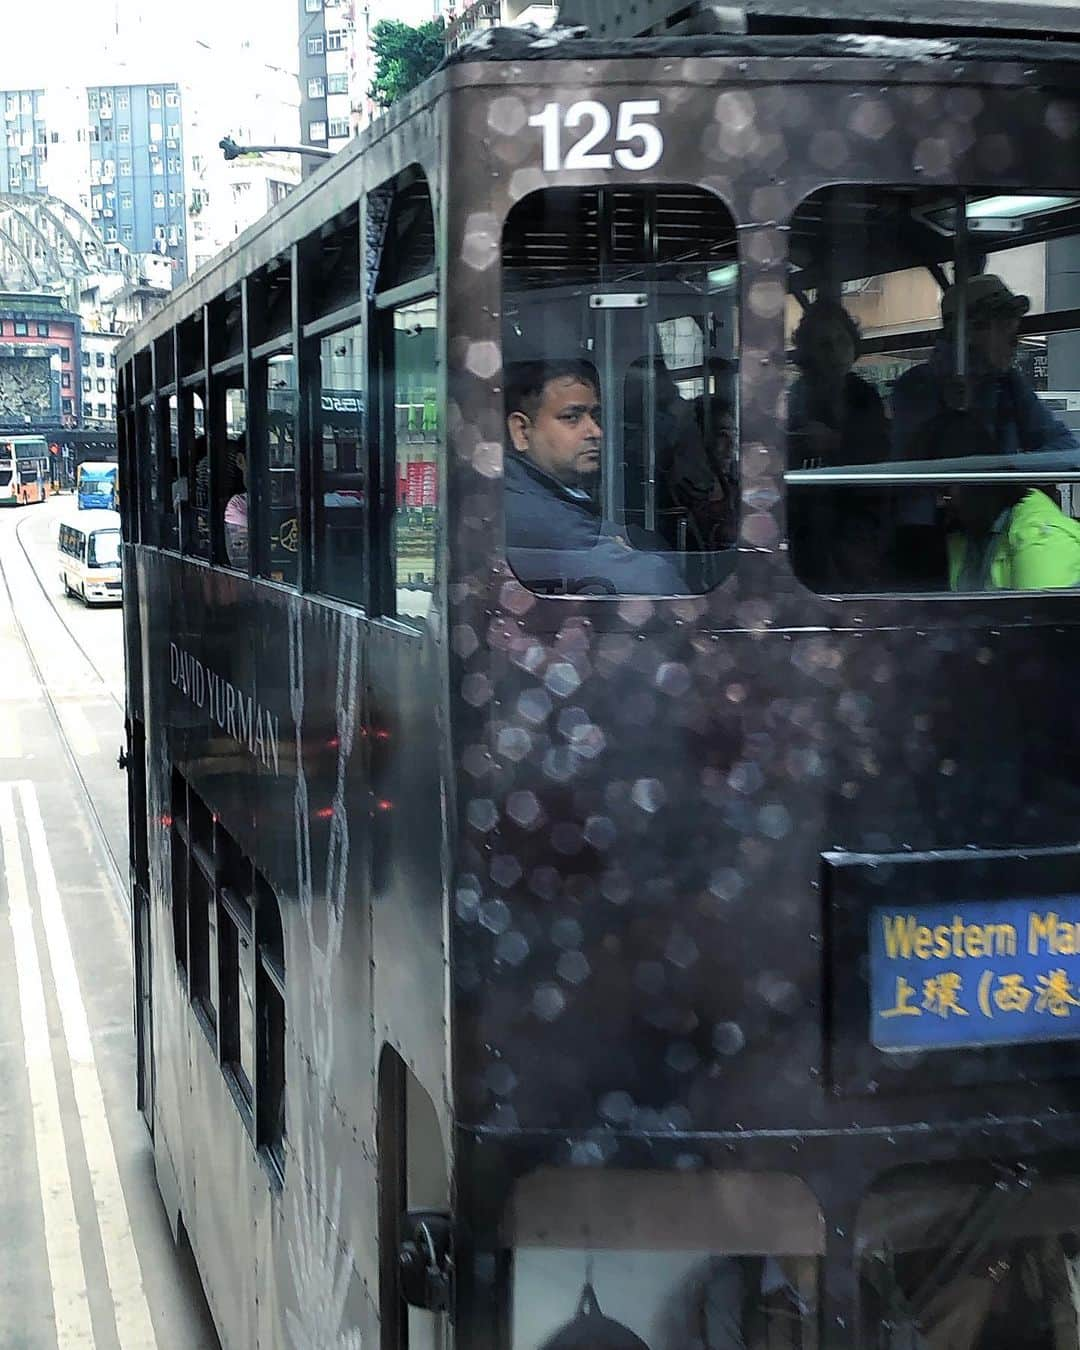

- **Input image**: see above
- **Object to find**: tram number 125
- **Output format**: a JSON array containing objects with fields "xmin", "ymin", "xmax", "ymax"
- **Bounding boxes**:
[{"xmin": 528, "ymin": 100, "xmax": 664, "ymax": 172}]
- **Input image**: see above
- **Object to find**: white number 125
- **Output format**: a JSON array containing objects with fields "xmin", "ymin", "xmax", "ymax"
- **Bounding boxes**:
[{"xmin": 528, "ymin": 100, "xmax": 664, "ymax": 173}]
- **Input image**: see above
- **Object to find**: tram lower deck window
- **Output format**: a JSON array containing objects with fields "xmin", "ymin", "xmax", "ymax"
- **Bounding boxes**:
[
  {"xmin": 504, "ymin": 1169, "xmax": 822, "ymax": 1350},
  {"xmin": 787, "ymin": 185, "xmax": 1080, "ymax": 597},
  {"xmin": 858, "ymin": 1160, "xmax": 1080, "ymax": 1348},
  {"xmin": 501, "ymin": 187, "xmax": 739, "ymax": 598}
]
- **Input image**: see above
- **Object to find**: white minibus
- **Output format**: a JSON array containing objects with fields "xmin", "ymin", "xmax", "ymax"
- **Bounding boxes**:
[{"xmin": 58, "ymin": 509, "xmax": 122, "ymax": 605}]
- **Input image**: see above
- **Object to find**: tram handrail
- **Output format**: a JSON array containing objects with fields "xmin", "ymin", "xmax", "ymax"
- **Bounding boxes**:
[{"xmin": 785, "ymin": 449, "xmax": 1080, "ymax": 485}]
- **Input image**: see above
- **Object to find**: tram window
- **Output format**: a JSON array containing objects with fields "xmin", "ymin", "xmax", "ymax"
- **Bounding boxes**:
[
  {"xmin": 208, "ymin": 286, "xmax": 243, "ymax": 366},
  {"xmin": 787, "ymin": 186, "xmax": 1080, "ymax": 596},
  {"xmin": 301, "ymin": 203, "xmax": 360, "ymax": 318},
  {"xmin": 386, "ymin": 295, "xmax": 439, "ymax": 622},
  {"xmin": 252, "ymin": 253, "xmax": 291, "ymax": 347},
  {"xmin": 137, "ymin": 398, "xmax": 159, "ymax": 546},
  {"xmin": 170, "ymin": 768, "xmax": 189, "ymax": 976},
  {"xmin": 255, "ymin": 872, "xmax": 285, "ymax": 1173},
  {"xmin": 501, "ymin": 186, "xmax": 739, "ymax": 598},
  {"xmin": 178, "ymin": 309, "xmax": 204, "ymax": 379},
  {"xmin": 187, "ymin": 787, "xmax": 218, "ymax": 1039},
  {"xmin": 164, "ymin": 393, "xmax": 180, "ymax": 550},
  {"xmin": 211, "ymin": 379, "xmax": 248, "ymax": 570},
  {"xmin": 218, "ymin": 868, "xmax": 256, "ymax": 1113},
  {"xmin": 185, "ymin": 386, "xmax": 208, "ymax": 561},
  {"xmin": 253, "ymin": 352, "xmax": 298, "ymax": 584},
  {"xmin": 504, "ymin": 1169, "xmax": 822, "ymax": 1350},
  {"xmin": 315, "ymin": 321, "xmax": 366, "ymax": 605},
  {"xmin": 858, "ymin": 1160, "xmax": 1080, "ymax": 1348}
]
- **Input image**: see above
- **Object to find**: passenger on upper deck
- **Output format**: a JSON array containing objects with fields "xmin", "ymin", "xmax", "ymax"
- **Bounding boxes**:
[
  {"xmin": 223, "ymin": 440, "xmax": 248, "ymax": 569},
  {"xmin": 787, "ymin": 300, "xmax": 891, "ymax": 587},
  {"xmin": 947, "ymin": 484, "xmax": 1080, "ymax": 591},
  {"xmin": 504, "ymin": 359, "xmax": 688, "ymax": 595},
  {"xmin": 788, "ymin": 299, "xmax": 889, "ymax": 468},
  {"xmin": 891, "ymin": 275, "xmax": 1078, "ymax": 462}
]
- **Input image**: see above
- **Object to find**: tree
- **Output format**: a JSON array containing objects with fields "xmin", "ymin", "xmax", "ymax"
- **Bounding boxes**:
[{"xmin": 369, "ymin": 19, "xmax": 446, "ymax": 108}]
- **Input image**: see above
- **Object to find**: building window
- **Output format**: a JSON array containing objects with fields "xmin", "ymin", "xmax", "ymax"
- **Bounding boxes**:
[
  {"xmin": 165, "ymin": 90, "xmax": 180, "ymax": 107},
  {"xmin": 97, "ymin": 403, "xmax": 107, "ymax": 420},
  {"xmin": 307, "ymin": 34, "xmax": 324, "ymax": 54},
  {"xmin": 307, "ymin": 76, "xmax": 326, "ymax": 99},
  {"xmin": 120, "ymin": 193, "xmax": 132, "ymax": 210},
  {"xmin": 153, "ymin": 190, "xmax": 165, "ymax": 208},
  {"xmin": 81, "ymin": 351, "xmax": 90, "ymax": 368},
  {"xmin": 305, "ymin": 0, "xmax": 322, "ymax": 10},
  {"xmin": 152, "ymin": 158, "xmax": 163, "ymax": 176},
  {"xmin": 61, "ymin": 373, "xmax": 71, "ymax": 390},
  {"xmin": 36, "ymin": 323, "xmax": 49, "ymax": 337},
  {"xmin": 168, "ymin": 156, "xmax": 181, "ymax": 173},
  {"xmin": 327, "ymin": 72, "xmax": 348, "ymax": 94},
  {"xmin": 110, "ymin": 354, "xmax": 117, "ymax": 369},
  {"xmin": 328, "ymin": 118, "xmax": 350, "ymax": 139},
  {"xmin": 83, "ymin": 377, "xmax": 92, "ymax": 392},
  {"xmin": 62, "ymin": 398, "xmax": 73, "ymax": 416},
  {"xmin": 97, "ymin": 378, "xmax": 107, "ymax": 393},
  {"xmin": 13, "ymin": 321, "xmax": 27, "ymax": 336},
  {"xmin": 59, "ymin": 346, "xmax": 69, "ymax": 362},
  {"xmin": 105, "ymin": 226, "xmax": 117, "ymax": 241},
  {"xmin": 119, "ymin": 126, "xmax": 130, "ymax": 143},
  {"xmin": 118, "ymin": 93, "xmax": 129, "ymax": 110},
  {"xmin": 326, "ymin": 28, "xmax": 345, "ymax": 48},
  {"xmin": 88, "ymin": 91, "xmax": 99, "ymax": 110},
  {"xmin": 122, "ymin": 226, "xmax": 132, "ymax": 241},
  {"xmin": 120, "ymin": 161, "xmax": 131, "ymax": 176},
  {"xmin": 308, "ymin": 120, "xmax": 327, "ymax": 142},
  {"xmin": 148, "ymin": 90, "xmax": 162, "ymax": 108}
]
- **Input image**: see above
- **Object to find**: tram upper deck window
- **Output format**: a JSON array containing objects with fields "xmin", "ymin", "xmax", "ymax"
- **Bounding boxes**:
[
  {"xmin": 787, "ymin": 187, "xmax": 1080, "ymax": 597},
  {"xmin": 501, "ymin": 187, "xmax": 739, "ymax": 598},
  {"xmin": 504, "ymin": 1169, "xmax": 821, "ymax": 1350}
]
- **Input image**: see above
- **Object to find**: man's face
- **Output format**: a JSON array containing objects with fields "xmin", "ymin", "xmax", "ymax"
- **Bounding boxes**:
[
  {"xmin": 508, "ymin": 377, "xmax": 601, "ymax": 485},
  {"xmin": 969, "ymin": 310, "xmax": 1020, "ymax": 372}
]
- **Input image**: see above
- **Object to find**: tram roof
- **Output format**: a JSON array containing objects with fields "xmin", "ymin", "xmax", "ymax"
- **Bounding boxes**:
[
  {"xmin": 555, "ymin": 0, "xmax": 1080, "ymax": 40},
  {"xmin": 121, "ymin": 15, "xmax": 1080, "ymax": 363}
]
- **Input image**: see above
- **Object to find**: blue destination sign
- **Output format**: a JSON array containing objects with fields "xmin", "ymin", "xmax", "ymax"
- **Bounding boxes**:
[{"xmin": 869, "ymin": 898, "xmax": 1080, "ymax": 1051}]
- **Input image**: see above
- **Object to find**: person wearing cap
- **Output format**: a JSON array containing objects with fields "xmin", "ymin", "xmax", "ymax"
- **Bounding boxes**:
[
  {"xmin": 888, "ymin": 274, "xmax": 1077, "ymax": 584},
  {"xmin": 891, "ymin": 274, "xmax": 1077, "ymax": 463}
]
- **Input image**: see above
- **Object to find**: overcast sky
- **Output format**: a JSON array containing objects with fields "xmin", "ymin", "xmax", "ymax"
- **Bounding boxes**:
[{"xmin": 0, "ymin": 0, "xmax": 300, "ymax": 89}]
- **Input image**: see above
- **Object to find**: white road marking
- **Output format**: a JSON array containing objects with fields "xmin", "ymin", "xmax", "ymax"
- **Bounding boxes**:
[
  {"xmin": 54, "ymin": 703, "xmax": 99, "ymax": 756},
  {"xmin": 0, "ymin": 780, "xmax": 96, "ymax": 1348},
  {"xmin": 19, "ymin": 780, "xmax": 159, "ymax": 1350},
  {"xmin": 0, "ymin": 706, "xmax": 22, "ymax": 757}
]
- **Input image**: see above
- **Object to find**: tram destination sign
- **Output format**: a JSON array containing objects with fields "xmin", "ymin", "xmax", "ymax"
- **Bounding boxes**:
[{"xmin": 870, "ymin": 898, "xmax": 1080, "ymax": 1051}]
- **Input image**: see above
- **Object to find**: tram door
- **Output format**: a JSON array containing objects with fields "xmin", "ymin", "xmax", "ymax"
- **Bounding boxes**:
[
  {"xmin": 128, "ymin": 717, "xmax": 153, "ymax": 1130},
  {"xmin": 378, "ymin": 1047, "xmax": 451, "ymax": 1350}
]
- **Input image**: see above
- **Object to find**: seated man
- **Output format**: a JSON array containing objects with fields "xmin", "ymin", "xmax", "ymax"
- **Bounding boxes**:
[
  {"xmin": 504, "ymin": 359, "xmax": 688, "ymax": 596},
  {"xmin": 889, "ymin": 274, "xmax": 1079, "ymax": 586},
  {"xmin": 892, "ymin": 274, "xmax": 1077, "ymax": 462}
]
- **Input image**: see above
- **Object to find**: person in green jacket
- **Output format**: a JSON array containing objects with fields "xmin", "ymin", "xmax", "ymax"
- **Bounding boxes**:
[{"xmin": 947, "ymin": 485, "xmax": 1080, "ymax": 591}]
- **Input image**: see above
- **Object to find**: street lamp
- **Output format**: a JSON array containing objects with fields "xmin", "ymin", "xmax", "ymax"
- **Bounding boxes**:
[{"xmin": 219, "ymin": 135, "xmax": 333, "ymax": 162}]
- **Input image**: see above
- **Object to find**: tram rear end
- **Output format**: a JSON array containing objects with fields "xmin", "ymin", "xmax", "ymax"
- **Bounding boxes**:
[{"xmin": 443, "ymin": 19, "xmax": 1080, "ymax": 1349}]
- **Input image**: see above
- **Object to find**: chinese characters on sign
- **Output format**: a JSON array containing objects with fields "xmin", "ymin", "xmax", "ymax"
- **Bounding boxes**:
[{"xmin": 870, "ymin": 901, "xmax": 1080, "ymax": 1050}]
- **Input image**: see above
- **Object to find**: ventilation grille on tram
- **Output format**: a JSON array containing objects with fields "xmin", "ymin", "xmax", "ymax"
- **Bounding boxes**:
[{"xmin": 502, "ymin": 187, "xmax": 737, "ymax": 285}]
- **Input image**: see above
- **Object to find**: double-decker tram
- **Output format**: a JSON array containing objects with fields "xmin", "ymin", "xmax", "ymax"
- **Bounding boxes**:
[
  {"xmin": 119, "ymin": 1, "xmax": 1080, "ymax": 1345},
  {"xmin": 0, "ymin": 434, "xmax": 49, "ymax": 505}
]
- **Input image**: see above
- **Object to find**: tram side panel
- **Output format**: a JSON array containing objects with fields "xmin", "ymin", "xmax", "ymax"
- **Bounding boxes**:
[
  {"xmin": 140, "ymin": 551, "xmax": 382, "ymax": 1350},
  {"xmin": 442, "ymin": 68, "xmax": 1080, "ymax": 1147}
]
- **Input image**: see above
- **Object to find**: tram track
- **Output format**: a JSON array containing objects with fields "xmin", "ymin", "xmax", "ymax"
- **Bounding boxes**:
[
  {"xmin": 2, "ymin": 506, "xmax": 128, "ymax": 916},
  {"xmin": 15, "ymin": 509, "xmax": 124, "ymax": 713}
]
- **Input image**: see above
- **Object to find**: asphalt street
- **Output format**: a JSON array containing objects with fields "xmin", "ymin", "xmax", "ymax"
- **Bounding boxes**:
[{"xmin": 0, "ymin": 496, "xmax": 220, "ymax": 1349}]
